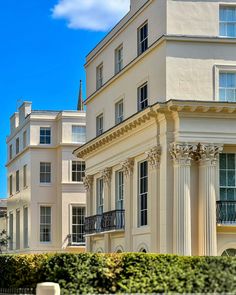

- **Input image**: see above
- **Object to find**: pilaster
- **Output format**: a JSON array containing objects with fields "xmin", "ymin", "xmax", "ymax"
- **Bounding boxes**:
[
  {"xmin": 121, "ymin": 158, "xmax": 134, "ymax": 252},
  {"xmin": 146, "ymin": 145, "xmax": 161, "ymax": 252}
]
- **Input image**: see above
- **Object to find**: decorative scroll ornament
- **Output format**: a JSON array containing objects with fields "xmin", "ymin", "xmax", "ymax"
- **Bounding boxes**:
[
  {"xmin": 121, "ymin": 158, "xmax": 134, "ymax": 177},
  {"xmin": 146, "ymin": 145, "xmax": 161, "ymax": 168},
  {"xmin": 101, "ymin": 167, "xmax": 112, "ymax": 184},
  {"xmin": 169, "ymin": 143, "xmax": 196, "ymax": 165},
  {"xmin": 196, "ymin": 143, "xmax": 223, "ymax": 166},
  {"xmin": 83, "ymin": 175, "xmax": 93, "ymax": 192}
]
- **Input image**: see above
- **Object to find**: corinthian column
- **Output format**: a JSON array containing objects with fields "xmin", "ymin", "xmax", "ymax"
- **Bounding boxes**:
[
  {"xmin": 146, "ymin": 146, "xmax": 161, "ymax": 252},
  {"xmin": 121, "ymin": 158, "xmax": 134, "ymax": 252},
  {"xmin": 101, "ymin": 167, "xmax": 112, "ymax": 253},
  {"xmin": 83, "ymin": 175, "xmax": 94, "ymax": 252},
  {"xmin": 170, "ymin": 143, "xmax": 196, "ymax": 256},
  {"xmin": 197, "ymin": 144, "xmax": 223, "ymax": 256}
]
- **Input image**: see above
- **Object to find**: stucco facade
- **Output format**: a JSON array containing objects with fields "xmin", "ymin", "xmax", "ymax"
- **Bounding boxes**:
[
  {"xmin": 7, "ymin": 102, "xmax": 86, "ymax": 253},
  {"xmin": 75, "ymin": 0, "xmax": 236, "ymax": 256}
]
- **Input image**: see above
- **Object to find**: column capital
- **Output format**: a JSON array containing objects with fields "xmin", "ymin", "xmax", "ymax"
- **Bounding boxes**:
[
  {"xmin": 170, "ymin": 143, "xmax": 196, "ymax": 166},
  {"xmin": 121, "ymin": 158, "xmax": 134, "ymax": 177},
  {"xmin": 101, "ymin": 167, "xmax": 112, "ymax": 184},
  {"xmin": 146, "ymin": 145, "xmax": 161, "ymax": 168},
  {"xmin": 83, "ymin": 175, "xmax": 93, "ymax": 192},
  {"xmin": 196, "ymin": 143, "xmax": 223, "ymax": 166}
]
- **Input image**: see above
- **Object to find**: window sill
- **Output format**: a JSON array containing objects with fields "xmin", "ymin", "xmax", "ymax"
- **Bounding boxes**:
[{"xmin": 39, "ymin": 183, "xmax": 52, "ymax": 187}]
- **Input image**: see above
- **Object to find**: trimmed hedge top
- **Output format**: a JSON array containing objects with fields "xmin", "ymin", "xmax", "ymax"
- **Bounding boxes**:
[{"xmin": 0, "ymin": 253, "xmax": 236, "ymax": 294}]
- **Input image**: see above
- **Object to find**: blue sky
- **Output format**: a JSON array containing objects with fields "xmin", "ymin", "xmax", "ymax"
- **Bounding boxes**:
[{"xmin": 0, "ymin": 0, "xmax": 129, "ymax": 198}]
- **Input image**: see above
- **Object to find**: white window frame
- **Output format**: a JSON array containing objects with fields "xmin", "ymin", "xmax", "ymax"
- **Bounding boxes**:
[
  {"xmin": 16, "ymin": 170, "xmax": 20, "ymax": 193},
  {"xmin": 116, "ymin": 170, "xmax": 124, "ymax": 210},
  {"xmin": 138, "ymin": 82, "xmax": 148, "ymax": 111},
  {"xmin": 115, "ymin": 44, "xmax": 123, "ymax": 74},
  {"xmin": 138, "ymin": 21, "xmax": 148, "ymax": 55},
  {"xmin": 23, "ymin": 164, "xmax": 27, "ymax": 188},
  {"xmin": 71, "ymin": 161, "xmax": 86, "ymax": 183},
  {"xmin": 39, "ymin": 206, "xmax": 52, "ymax": 243},
  {"xmin": 70, "ymin": 205, "xmax": 86, "ymax": 245},
  {"xmin": 115, "ymin": 100, "xmax": 124, "ymax": 125},
  {"xmin": 40, "ymin": 162, "xmax": 51, "ymax": 184},
  {"xmin": 40, "ymin": 127, "xmax": 51, "ymax": 145},
  {"xmin": 72, "ymin": 125, "xmax": 86, "ymax": 143},
  {"xmin": 214, "ymin": 65, "xmax": 236, "ymax": 101},
  {"xmin": 16, "ymin": 209, "xmax": 20, "ymax": 250},
  {"xmin": 23, "ymin": 206, "xmax": 29, "ymax": 248},
  {"xmin": 220, "ymin": 6, "xmax": 236, "ymax": 37},
  {"xmin": 23, "ymin": 130, "xmax": 27, "ymax": 149},
  {"xmin": 96, "ymin": 63, "xmax": 103, "ymax": 90},
  {"xmin": 16, "ymin": 137, "xmax": 19, "ymax": 155},
  {"xmin": 96, "ymin": 178, "xmax": 104, "ymax": 214},
  {"xmin": 96, "ymin": 113, "xmax": 103, "ymax": 136},
  {"xmin": 138, "ymin": 161, "xmax": 148, "ymax": 227}
]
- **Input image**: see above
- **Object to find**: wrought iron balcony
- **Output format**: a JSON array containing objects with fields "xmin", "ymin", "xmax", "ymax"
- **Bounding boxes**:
[
  {"xmin": 216, "ymin": 201, "xmax": 236, "ymax": 224},
  {"xmin": 85, "ymin": 210, "xmax": 125, "ymax": 235}
]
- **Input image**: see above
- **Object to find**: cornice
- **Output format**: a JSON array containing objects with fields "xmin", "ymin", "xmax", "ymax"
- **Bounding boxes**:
[{"xmin": 74, "ymin": 100, "xmax": 236, "ymax": 159}]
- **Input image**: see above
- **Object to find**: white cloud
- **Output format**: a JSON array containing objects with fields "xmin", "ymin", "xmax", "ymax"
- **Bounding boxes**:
[{"xmin": 52, "ymin": 0, "xmax": 130, "ymax": 31}]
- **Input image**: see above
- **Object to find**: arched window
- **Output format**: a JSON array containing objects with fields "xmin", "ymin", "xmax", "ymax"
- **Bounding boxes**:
[
  {"xmin": 139, "ymin": 247, "xmax": 147, "ymax": 253},
  {"xmin": 116, "ymin": 249, "xmax": 122, "ymax": 253},
  {"xmin": 222, "ymin": 248, "xmax": 236, "ymax": 256}
]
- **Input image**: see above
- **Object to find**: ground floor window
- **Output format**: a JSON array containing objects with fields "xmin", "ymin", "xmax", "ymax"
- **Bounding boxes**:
[
  {"xmin": 40, "ymin": 206, "xmax": 51, "ymax": 242},
  {"xmin": 138, "ymin": 161, "xmax": 148, "ymax": 227},
  {"xmin": 71, "ymin": 206, "xmax": 85, "ymax": 244},
  {"xmin": 9, "ymin": 213, "xmax": 13, "ymax": 250},
  {"xmin": 222, "ymin": 248, "xmax": 236, "ymax": 256}
]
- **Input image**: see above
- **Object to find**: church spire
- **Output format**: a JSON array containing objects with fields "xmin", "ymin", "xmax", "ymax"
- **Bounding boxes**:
[{"xmin": 77, "ymin": 80, "xmax": 84, "ymax": 111}]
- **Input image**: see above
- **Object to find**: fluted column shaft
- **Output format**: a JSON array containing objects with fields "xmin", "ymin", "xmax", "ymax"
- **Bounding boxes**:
[
  {"xmin": 197, "ymin": 144, "xmax": 223, "ymax": 256},
  {"xmin": 122, "ymin": 159, "xmax": 134, "ymax": 252},
  {"xmin": 170, "ymin": 143, "xmax": 195, "ymax": 256},
  {"xmin": 83, "ymin": 175, "xmax": 94, "ymax": 253}
]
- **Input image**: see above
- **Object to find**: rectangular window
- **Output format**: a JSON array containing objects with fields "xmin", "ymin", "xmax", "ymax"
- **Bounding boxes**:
[
  {"xmin": 23, "ymin": 207, "xmax": 28, "ymax": 248},
  {"xmin": 138, "ymin": 83, "xmax": 148, "ymax": 111},
  {"xmin": 138, "ymin": 22, "xmax": 148, "ymax": 55},
  {"xmin": 40, "ymin": 162, "xmax": 51, "ymax": 184},
  {"xmin": 96, "ymin": 63, "xmax": 103, "ymax": 90},
  {"xmin": 116, "ymin": 171, "xmax": 124, "ymax": 210},
  {"xmin": 115, "ymin": 100, "xmax": 124, "ymax": 124},
  {"xmin": 16, "ymin": 138, "xmax": 19, "ymax": 155},
  {"xmin": 40, "ymin": 127, "xmax": 51, "ymax": 144},
  {"xmin": 219, "ymin": 73, "xmax": 236, "ymax": 102},
  {"xmin": 9, "ymin": 175, "xmax": 13, "ymax": 196},
  {"xmin": 115, "ymin": 45, "xmax": 123, "ymax": 74},
  {"xmin": 23, "ymin": 165, "xmax": 27, "ymax": 188},
  {"xmin": 9, "ymin": 144, "xmax": 13, "ymax": 160},
  {"xmin": 220, "ymin": 154, "xmax": 236, "ymax": 200},
  {"xmin": 220, "ymin": 7, "xmax": 236, "ymax": 37},
  {"xmin": 138, "ymin": 161, "xmax": 148, "ymax": 227},
  {"xmin": 96, "ymin": 114, "xmax": 103, "ymax": 136},
  {"xmin": 40, "ymin": 206, "xmax": 51, "ymax": 242},
  {"xmin": 23, "ymin": 130, "xmax": 27, "ymax": 149},
  {"xmin": 9, "ymin": 213, "xmax": 13, "ymax": 250},
  {"xmin": 16, "ymin": 170, "xmax": 19, "ymax": 192},
  {"xmin": 71, "ymin": 206, "xmax": 85, "ymax": 244},
  {"xmin": 72, "ymin": 125, "xmax": 86, "ymax": 143},
  {"xmin": 16, "ymin": 210, "xmax": 20, "ymax": 250},
  {"xmin": 72, "ymin": 161, "xmax": 85, "ymax": 182},
  {"xmin": 97, "ymin": 178, "xmax": 104, "ymax": 214}
]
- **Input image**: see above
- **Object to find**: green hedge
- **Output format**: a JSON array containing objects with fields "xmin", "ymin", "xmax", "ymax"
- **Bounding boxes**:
[{"xmin": 0, "ymin": 253, "xmax": 236, "ymax": 294}]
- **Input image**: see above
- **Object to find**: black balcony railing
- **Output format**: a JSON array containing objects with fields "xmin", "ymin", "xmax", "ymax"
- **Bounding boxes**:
[
  {"xmin": 85, "ymin": 214, "xmax": 102, "ymax": 234},
  {"xmin": 217, "ymin": 201, "xmax": 236, "ymax": 224},
  {"xmin": 85, "ymin": 210, "xmax": 125, "ymax": 235}
]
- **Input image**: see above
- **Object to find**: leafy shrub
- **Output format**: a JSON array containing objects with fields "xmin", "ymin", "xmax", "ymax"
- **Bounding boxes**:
[{"xmin": 0, "ymin": 253, "xmax": 236, "ymax": 294}]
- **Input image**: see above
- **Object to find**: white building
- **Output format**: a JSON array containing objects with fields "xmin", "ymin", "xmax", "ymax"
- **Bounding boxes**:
[
  {"xmin": 74, "ymin": 0, "xmax": 236, "ymax": 256},
  {"xmin": 7, "ymin": 101, "xmax": 86, "ymax": 253}
]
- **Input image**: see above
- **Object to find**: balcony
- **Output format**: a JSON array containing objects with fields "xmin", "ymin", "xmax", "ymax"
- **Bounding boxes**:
[
  {"xmin": 216, "ymin": 201, "xmax": 236, "ymax": 224},
  {"xmin": 85, "ymin": 210, "xmax": 125, "ymax": 235}
]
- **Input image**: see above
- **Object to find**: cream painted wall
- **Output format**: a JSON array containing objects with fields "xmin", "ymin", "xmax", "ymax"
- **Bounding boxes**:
[{"xmin": 6, "ymin": 105, "xmax": 86, "ymax": 253}]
